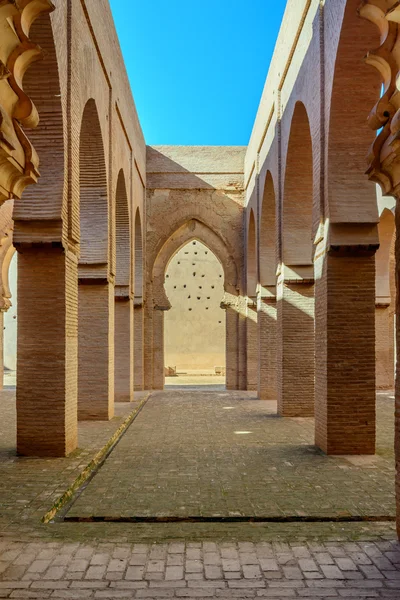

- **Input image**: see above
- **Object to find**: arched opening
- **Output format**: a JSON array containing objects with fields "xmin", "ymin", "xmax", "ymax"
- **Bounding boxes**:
[
  {"xmin": 79, "ymin": 99, "xmax": 108, "ymax": 264},
  {"xmin": 114, "ymin": 170, "xmax": 132, "ymax": 402},
  {"xmin": 3, "ymin": 249, "xmax": 17, "ymax": 388},
  {"xmin": 260, "ymin": 172, "xmax": 277, "ymax": 288},
  {"xmin": 247, "ymin": 209, "xmax": 257, "ymax": 297},
  {"xmin": 150, "ymin": 218, "xmax": 239, "ymax": 391},
  {"xmin": 78, "ymin": 98, "xmax": 112, "ymax": 421},
  {"xmin": 13, "ymin": 12, "xmax": 64, "ymax": 222},
  {"xmin": 134, "ymin": 209, "xmax": 143, "ymax": 302},
  {"xmin": 283, "ymin": 102, "xmax": 314, "ymax": 265},
  {"xmin": 376, "ymin": 207, "xmax": 396, "ymax": 390},
  {"xmin": 278, "ymin": 101, "xmax": 315, "ymax": 417},
  {"xmin": 164, "ymin": 239, "xmax": 226, "ymax": 389},
  {"xmin": 134, "ymin": 209, "xmax": 145, "ymax": 391},
  {"xmin": 327, "ymin": 0, "xmax": 381, "ymax": 223},
  {"xmin": 246, "ymin": 209, "xmax": 258, "ymax": 391},
  {"xmin": 258, "ymin": 172, "xmax": 277, "ymax": 400}
]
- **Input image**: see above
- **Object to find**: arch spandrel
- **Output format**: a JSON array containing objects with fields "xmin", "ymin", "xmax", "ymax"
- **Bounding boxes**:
[{"xmin": 152, "ymin": 219, "xmax": 239, "ymax": 310}]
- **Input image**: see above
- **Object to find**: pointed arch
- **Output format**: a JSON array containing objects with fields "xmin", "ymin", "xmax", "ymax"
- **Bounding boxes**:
[
  {"xmin": 283, "ymin": 101, "xmax": 313, "ymax": 266},
  {"xmin": 79, "ymin": 99, "xmax": 108, "ymax": 265},
  {"xmin": 259, "ymin": 172, "xmax": 277, "ymax": 287},
  {"xmin": 115, "ymin": 170, "xmax": 130, "ymax": 288},
  {"xmin": 247, "ymin": 209, "xmax": 257, "ymax": 297},
  {"xmin": 152, "ymin": 219, "xmax": 238, "ymax": 310},
  {"xmin": 376, "ymin": 207, "xmax": 395, "ymax": 305},
  {"xmin": 13, "ymin": 11, "xmax": 65, "ymax": 223},
  {"xmin": 134, "ymin": 209, "xmax": 143, "ymax": 300},
  {"xmin": 327, "ymin": 0, "xmax": 381, "ymax": 223}
]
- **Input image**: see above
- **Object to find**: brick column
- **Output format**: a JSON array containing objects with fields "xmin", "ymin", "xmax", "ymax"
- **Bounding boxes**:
[
  {"xmin": 16, "ymin": 244, "xmax": 78, "ymax": 456},
  {"xmin": 134, "ymin": 301, "xmax": 144, "ymax": 390},
  {"xmin": 376, "ymin": 304, "xmax": 395, "ymax": 390},
  {"xmin": 114, "ymin": 290, "xmax": 133, "ymax": 402},
  {"xmin": 258, "ymin": 287, "xmax": 277, "ymax": 400},
  {"xmin": 78, "ymin": 277, "xmax": 114, "ymax": 420},
  {"xmin": 224, "ymin": 304, "xmax": 238, "ymax": 390},
  {"xmin": 152, "ymin": 308, "xmax": 165, "ymax": 390},
  {"xmin": 277, "ymin": 267, "xmax": 315, "ymax": 417},
  {"xmin": 314, "ymin": 249, "xmax": 376, "ymax": 455},
  {"xmin": 246, "ymin": 301, "xmax": 258, "ymax": 391}
]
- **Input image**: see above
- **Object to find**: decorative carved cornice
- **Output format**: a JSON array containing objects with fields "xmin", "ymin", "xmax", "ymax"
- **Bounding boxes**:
[
  {"xmin": 359, "ymin": 0, "xmax": 400, "ymax": 196},
  {"xmin": 0, "ymin": 0, "xmax": 54, "ymax": 203}
]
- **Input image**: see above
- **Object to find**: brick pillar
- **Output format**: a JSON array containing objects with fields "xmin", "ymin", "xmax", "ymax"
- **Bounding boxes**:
[
  {"xmin": 152, "ymin": 308, "xmax": 165, "ymax": 390},
  {"xmin": 258, "ymin": 288, "xmax": 277, "ymax": 400},
  {"xmin": 237, "ymin": 296, "xmax": 247, "ymax": 390},
  {"xmin": 134, "ymin": 302, "xmax": 144, "ymax": 390},
  {"xmin": 246, "ymin": 302, "xmax": 258, "ymax": 391},
  {"xmin": 16, "ymin": 245, "xmax": 78, "ymax": 456},
  {"xmin": 277, "ymin": 268, "xmax": 315, "ymax": 417},
  {"xmin": 114, "ymin": 293, "xmax": 133, "ymax": 402},
  {"xmin": 314, "ymin": 251, "xmax": 376, "ymax": 455},
  {"xmin": 376, "ymin": 304, "xmax": 395, "ymax": 390},
  {"xmin": 143, "ymin": 282, "xmax": 153, "ymax": 390},
  {"xmin": 78, "ymin": 278, "xmax": 114, "ymax": 420},
  {"xmin": 224, "ymin": 305, "xmax": 238, "ymax": 390}
]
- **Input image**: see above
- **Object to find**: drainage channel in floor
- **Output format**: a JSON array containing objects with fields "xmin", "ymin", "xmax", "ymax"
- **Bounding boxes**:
[
  {"xmin": 47, "ymin": 393, "xmax": 152, "ymax": 524},
  {"xmin": 62, "ymin": 515, "xmax": 396, "ymax": 524}
]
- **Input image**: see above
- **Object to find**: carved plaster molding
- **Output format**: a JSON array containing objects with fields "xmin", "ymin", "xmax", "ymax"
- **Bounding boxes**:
[
  {"xmin": 359, "ymin": 0, "xmax": 400, "ymax": 196},
  {"xmin": 0, "ymin": 0, "xmax": 54, "ymax": 202}
]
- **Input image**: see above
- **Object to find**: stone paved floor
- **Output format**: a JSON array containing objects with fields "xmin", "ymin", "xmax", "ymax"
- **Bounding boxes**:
[
  {"xmin": 0, "ymin": 389, "xmax": 147, "ymax": 534},
  {"xmin": 0, "ymin": 388, "xmax": 399, "ymax": 599},
  {"xmin": 1, "ymin": 539, "xmax": 400, "ymax": 598},
  {"xmin": 67, "ymin": 390, "xmax": 395, "ymax": 520}
]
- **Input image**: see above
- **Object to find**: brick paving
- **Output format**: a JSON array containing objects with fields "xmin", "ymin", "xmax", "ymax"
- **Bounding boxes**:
[
  {"xmin": 67, "ymin": 390, "xmax": 395, "ymax": 519},
  {"xmin": 0, "ymin": 389, "xmax": 147, "ymax": 533},
  {"xmin": 0, "ymin": 539, "xmax": 400, "ymax": 598},
  {"xmin": 0, "ymin": 388, "xmax": 398, "ymax": 598}
]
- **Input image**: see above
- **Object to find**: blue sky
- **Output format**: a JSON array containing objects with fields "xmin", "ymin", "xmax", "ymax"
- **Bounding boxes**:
[{"xmin": 109, "ymin": 1, "xmax": 287, "ymax": 146}]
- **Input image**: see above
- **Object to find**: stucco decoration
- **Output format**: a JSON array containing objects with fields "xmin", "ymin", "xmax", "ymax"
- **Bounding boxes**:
[{"xmin": 0, "ymin": 0, "xmax": 54, "ymax": 202}]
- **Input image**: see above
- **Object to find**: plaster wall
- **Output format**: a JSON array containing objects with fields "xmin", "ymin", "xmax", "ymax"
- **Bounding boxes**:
[{"xmin": 164, "ymin": 241, "xmax": 225, "ymax": 372}]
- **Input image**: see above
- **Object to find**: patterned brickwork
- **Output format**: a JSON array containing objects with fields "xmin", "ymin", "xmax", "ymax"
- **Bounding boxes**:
[
  {"xmin": 16, "ymin": 246, "xmax": 78, "ymax": 456},
  {"xmin": 258, "ymin": 297, "xmax": 277, "ymax": 400},
  {"xmin": 78, "ymin": 283, "xmax": 114, "ymax": 421},
  {"xmin": 277, "ymin": 281, "xmax": 315, "ymax": 418},
  {"xmin": 315, "ymin": 254, "xmax": 376, "ymax": 455}
]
